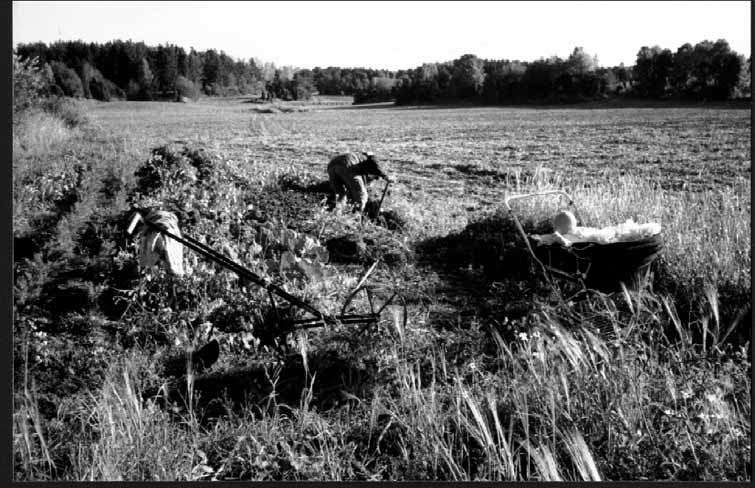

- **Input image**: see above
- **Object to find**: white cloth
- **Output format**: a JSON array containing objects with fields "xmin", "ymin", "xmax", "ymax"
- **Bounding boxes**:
[
  {"xmin": 138, "ymin": 210, "xmax": 185, "ymax": 276},
  {"xmin": 532, "ymin": 219, "xmax": 661, "ymax": 247}
]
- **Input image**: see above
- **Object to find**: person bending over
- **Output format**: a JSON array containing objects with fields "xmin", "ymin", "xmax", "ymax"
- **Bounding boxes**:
[{"xmin": 327, "ymin": 152, "xmax": 391, "ymax": 212}]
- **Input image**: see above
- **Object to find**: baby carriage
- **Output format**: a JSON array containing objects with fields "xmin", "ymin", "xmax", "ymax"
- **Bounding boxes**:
[{"xmin": 503, "ymin": 190, "xmax": 664, "ymax": 294}]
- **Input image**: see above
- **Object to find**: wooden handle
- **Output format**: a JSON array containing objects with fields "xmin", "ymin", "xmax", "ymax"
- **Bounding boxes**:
[{"xmin": 126, "ymin": 212, "xmax": 144, "ymax": 235}]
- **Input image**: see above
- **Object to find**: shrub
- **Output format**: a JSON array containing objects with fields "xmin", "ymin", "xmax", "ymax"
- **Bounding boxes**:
[
  {"xmin": 81, "ymin": 62, "xmax": 114, "ymax": 101},
  {"xmin": 12, "ymin": 109, "xmax": 72, "ymax": 155},
  {"xmin": 40, "ymin": 97, "xmax": 91, "ymax": 128},
  {"xmin": 13, "ymin": 54, "xmax": 46, "ymax": 113},
  {"xmin": 48, "ymin": 84, "xmax": 65, "ymax": 97},
  {"xmin": 13, "ymin": 55, "xmax": 90, "ymax": 154},
  {"xmin": 104, "ymin": 79, "xmax": 126, "ymax": 100},
  {"xmin": 89, "ymin": 77, "xmax": 110, "ymax": 101},
  {"xmin": 126, "ymin": 79, "xmax": 142, "ymax": 101},
  {"xmin": 175, "ymin": 76, "xmax": 199, "ymax": 101},
  {"xmin": 202, "ymin": 82, "xmax": 220, "ymax": 96},
  {"xmin": 220, "ymin": 85, "xmax": 240, "ymax": 97},
  {"xmin": 127, "ymin": 78, "xmax": 153, "ymax": 101},
  {"xmin": 291, "ymin": 70, "xmax": 316, "ymax": 101},
  {"xmin": 50, "ymin": 61, "xmax": 84, "ymax": 98},
  {"xmin": 353, "ymin": 86, "xmax": 394, "ymax": 104}
]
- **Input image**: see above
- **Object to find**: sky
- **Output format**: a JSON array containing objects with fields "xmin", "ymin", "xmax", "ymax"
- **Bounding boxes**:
[{"xmin": 12, "ymin": 1, "xmax": 752, "ymax": 70}]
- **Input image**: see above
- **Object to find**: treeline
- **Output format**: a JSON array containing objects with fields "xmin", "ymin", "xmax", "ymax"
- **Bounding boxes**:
[
  {"xmin": 389, "ymin": 50, "xmax": 625, "ymax": 105},
  {"xmin": 389, "ymin": 41, "xmax": 750, "ymax": 105},
  {"xmin": 14, "ymin": 38, "xmax": 750, "ymax": 105},
  {"xmin": 15, "ymin": 40, "xmax": 268, "ymax": 101},
  {"xmin": 13, "ymin": 39, "xmax": 404, "ymax": 103},
  {"xmin": 386, "ymin": 40, "xmax": 751, "ymax": 104},
  {"xmin": 312, "ymin": 67, "xmax": 396, "ymax": 95},
  {"xmin": 251, "ymin": 66, "xmax": 399, "ymax": 101}
]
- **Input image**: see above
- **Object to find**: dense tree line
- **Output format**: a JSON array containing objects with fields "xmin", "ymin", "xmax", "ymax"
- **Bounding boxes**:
[
  {"xmin": 311, "ymin": 67, "xmax": 396, "ymax": 95},
  {"xmin": 634, "ymin": 40, "xmax": 748, "ymax": 99},
  {"xmin": 14, "ymin": 38, "xmax": 749, "ymax": 104},
  {"xmin": 264, "ymin": 68, "xmax": 317, "ymax": 101},
  {"xmin": 14, "ymin": 40, "xmax": 401, "ymax": 102},
  {"xmin": 391, "ymin": 41, "xmax": 748, "ymax": 105},
  {"xmin": 15, "ymin": 40, "xmax": 266, "ymax": 101}
]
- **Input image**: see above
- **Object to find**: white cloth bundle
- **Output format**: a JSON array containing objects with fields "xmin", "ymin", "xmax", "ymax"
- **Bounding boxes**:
[
  {"xmin": 533, "ymin": 219, "xmax": 662, "ymax": 247},
  {"xmin": 138, "ymin": 210, "xmax": 185, "ymax": 276}
]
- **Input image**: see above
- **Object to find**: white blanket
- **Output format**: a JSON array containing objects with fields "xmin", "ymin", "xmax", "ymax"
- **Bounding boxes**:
[{"xmin": 532, "ymin": 219, "xmax": 662, "ymax": 247}]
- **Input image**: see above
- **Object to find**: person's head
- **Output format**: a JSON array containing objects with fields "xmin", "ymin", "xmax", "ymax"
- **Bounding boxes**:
[
  {"xmin": 552, "ymin": 210, "xmax": 577, "ymax": 234},
  {"xmin": 361, "ymin": 153, "xmax": 389, "ymax": 180}
]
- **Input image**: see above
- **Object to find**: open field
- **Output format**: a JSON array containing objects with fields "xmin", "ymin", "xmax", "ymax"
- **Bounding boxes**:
[{"xmin": 13, "ymin": 97, "xmax": 751, "ymax": 480}]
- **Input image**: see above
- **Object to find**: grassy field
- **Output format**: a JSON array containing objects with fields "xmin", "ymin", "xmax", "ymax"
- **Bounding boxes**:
[{"xmin": 13, "ymin": 96, "xmax": 751, "ymax": 480}]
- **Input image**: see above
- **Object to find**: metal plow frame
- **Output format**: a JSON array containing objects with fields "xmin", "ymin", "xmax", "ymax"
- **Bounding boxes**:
[{"xmin": 128, "ymin": 211, "xmax": 395, "ymax": 343}]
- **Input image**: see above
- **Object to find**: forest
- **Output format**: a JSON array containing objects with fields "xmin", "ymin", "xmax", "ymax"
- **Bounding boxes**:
[{"xmin": 14, "ymin": 38, "xmax": 751, "ymax": 105}]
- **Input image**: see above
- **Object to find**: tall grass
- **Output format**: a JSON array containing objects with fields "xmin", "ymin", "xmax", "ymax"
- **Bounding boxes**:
[
  {"xmin": 15, "ymin": 292, "xmax": 750, "ymax": 480},
  {"xmin": 572, "ymin": 176, "xmax": 749, "ymax": 292},
  {"xmin": 14, "ymin": 336, "xmax": 56, "ymax": 480},
  {"xmin": 13, "ymin": 109, "xmax": 76, "ymax": 157},
  {"xmin": 79, "ymin": 362, "xmax": 195, "ymax": 480},
  {"xmin": 20, "ymin": 359, "xmax": 374, "ymax": 481},
  {"xmin": 369, "ymin": 289, "xmax": 749, "ymax": 480}
]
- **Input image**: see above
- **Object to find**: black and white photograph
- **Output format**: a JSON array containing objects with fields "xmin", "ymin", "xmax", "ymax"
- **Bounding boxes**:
[{"xmin": 11, "ymin": 0, "xmax": 751, "ymax": 481}]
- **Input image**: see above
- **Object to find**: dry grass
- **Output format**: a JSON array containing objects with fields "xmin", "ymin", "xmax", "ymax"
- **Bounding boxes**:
[{"xmin": 13, "ymin": 109, "xmax": 76, "ymax": 156}]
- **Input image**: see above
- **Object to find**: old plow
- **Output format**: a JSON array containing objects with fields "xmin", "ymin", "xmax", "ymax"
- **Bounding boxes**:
[{"xmin": 127, "ymin": 210, "xmax": 397, "ymax": 353}]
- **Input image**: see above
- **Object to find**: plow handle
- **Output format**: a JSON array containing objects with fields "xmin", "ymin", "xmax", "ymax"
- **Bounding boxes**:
[
  {"xmin": 503, "ymin": 190, "xmax": 581, "ymax": 221},
  {"xmin": 129, "ymin": 212, "xmax": 328, "ymax": 320}
]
